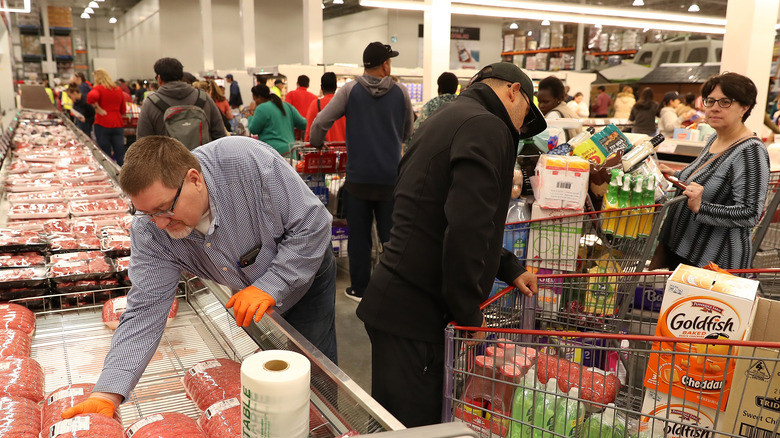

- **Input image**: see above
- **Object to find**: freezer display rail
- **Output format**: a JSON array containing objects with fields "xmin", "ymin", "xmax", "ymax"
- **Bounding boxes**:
[
  {"xmin": 11, "ymin": 279, "xmax": 401, "ymax": 436},
  {"xmin": 444, "ymin": 269, "xmax": 780, "ymax": 438}
]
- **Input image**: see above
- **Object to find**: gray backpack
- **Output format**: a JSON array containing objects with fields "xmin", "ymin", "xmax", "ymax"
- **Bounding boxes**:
[{"xmin": 148, "ymin": 89, "xmax": 211, "ymax": 150}]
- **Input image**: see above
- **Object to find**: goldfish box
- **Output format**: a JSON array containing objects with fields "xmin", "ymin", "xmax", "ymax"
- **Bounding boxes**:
[
  {"xmin": 641, "ymin": 389, "xmax": 719, "ymax": 438},
  {"xmin": 720, "ymin": 297, "xmax": 780, "ymax": 438},
  {"xmin": 643, "ymin": 265, "xmax": 758, "ymax": 411}
]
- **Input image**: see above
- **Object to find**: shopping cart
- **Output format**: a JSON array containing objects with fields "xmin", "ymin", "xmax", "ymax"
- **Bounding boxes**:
[
  {"xmin": 444, "ymin": 268, "xmax": 780, "ymax": 438},
  {"xmin": 752, "ymin": 170, "xmax": 780, "ymax": 268}
]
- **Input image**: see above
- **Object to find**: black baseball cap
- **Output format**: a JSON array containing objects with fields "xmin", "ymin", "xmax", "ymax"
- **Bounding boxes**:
[
  {"xmin": 470, "ymin": 62, "xmax": 547, "ymax": 139},
  {"xmin": 363, "ymin": 42, "xmax": 399, "ymax": 69}
]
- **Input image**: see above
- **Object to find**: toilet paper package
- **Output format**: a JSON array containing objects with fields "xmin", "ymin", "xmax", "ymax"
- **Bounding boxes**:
[{"xmin": 241, "ymin": 350, "xmax": 311, "ymax": 438}]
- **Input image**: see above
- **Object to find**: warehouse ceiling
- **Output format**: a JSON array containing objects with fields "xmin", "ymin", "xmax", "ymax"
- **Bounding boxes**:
[{"xmin": 323, "ymin": 0, "xmax": 731, "ymax": 19}]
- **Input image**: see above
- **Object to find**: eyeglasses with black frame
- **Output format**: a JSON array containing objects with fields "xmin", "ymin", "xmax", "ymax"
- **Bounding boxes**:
[
  {"xmin": 129, "ymin": 177, "xmax": 185, "ymax": 219},
  {"xmin": 703, "ymin": 97, "xmax": 735, "ymax": 108}
]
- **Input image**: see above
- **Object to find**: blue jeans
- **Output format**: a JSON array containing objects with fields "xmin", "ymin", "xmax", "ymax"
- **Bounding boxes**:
[
  {"xmin": 345, "ymin": 193, "xmax": 393, "ymax": 294},
  {"xmin": 281, "ymin": 247, "xmax": 338, "ymax": 364},
  {"xmin": 94, "ymin": 125, "xmax": 126, "ymax": 165}
]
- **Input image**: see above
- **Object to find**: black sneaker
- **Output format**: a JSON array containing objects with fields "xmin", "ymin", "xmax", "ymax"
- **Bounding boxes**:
[{"xmin": 344, "ymin": 287, "xmax": 363, "ymax": 303}]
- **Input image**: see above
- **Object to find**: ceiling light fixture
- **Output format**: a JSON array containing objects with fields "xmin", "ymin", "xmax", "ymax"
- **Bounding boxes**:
[
  {"xmin": 527, "ymin": 30, "xmax": 532, "ymax": 36},
  {"xmin": 509, "ymin": 22, "xmax": 518, "ymax": 29},
  {"xmin": 334, "ymin": 0, "xmax": 344, "ymax": 3},
  {"xmin": 541, "ymin": 19, "xmax": 550, "ymax": 25},
  {"xmin": 84, "ymin": 7, "xmax": 94, "ymax": 13},
  {"xmin": 109, "ymin": 16, "xmax": 117, "ymax": 23},
  {"xmin": 688, "ymin": 3, "xmax": 700, "ymax": 12},
  {"xmin": 80, "ymin": 12, "xmax": 90, "ymax": 18},
  {"xmin": 632, "ymin": 0, "xmax": 644, "ymax": 5},
  {"xmin": 451, "ymin": 0, "xmax": 726, "ymax": 26},
  {"xmin": 358, "ymin": 0, "xmax": 727, "ymax": 34},
  {"xmin": 88, "ymin": 1, "xmax": 99, "ymax": 8}
]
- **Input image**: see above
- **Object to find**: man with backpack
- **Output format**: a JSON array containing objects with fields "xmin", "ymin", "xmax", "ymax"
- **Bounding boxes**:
[{"xmin": 137, "ymin": 57, "xmax": 226, "ymax": 149}]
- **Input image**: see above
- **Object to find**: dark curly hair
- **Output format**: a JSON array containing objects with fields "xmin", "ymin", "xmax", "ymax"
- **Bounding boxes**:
[{"xmin": 701, "ymin": 72, "xmax": 757, "ymax": 122}]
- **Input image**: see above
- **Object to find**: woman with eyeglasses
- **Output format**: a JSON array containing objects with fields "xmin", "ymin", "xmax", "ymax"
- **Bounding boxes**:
[{"xmin": 654, "ymin": 72, "xmax": 770, "ymax": 269}]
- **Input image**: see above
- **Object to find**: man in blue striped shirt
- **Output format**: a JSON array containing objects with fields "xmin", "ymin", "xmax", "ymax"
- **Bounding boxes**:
[{"xmin": 61, "ymin": 135, "xmax": 336, "ymax": 419}]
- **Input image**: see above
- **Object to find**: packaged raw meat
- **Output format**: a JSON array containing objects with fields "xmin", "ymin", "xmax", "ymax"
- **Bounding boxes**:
[
  {"xmin": 43, "ymin": 219, "xmax": 72, "ymax": 233},
  {"xmin": 7, "ymin": 190, "xmax": 64, "ymax": 203},
  {"xmin": 182, "ymin": 358, "xmax": 241, "ymax": 411},
  {"xmin": 69, "ymin": 198, "xmax": 129, "ymax": 217},
  {"xmin": 55, "ymin": 280, "xmax": 102, "ymax": 294},
  {"xmin": 198, "ymin": 398, "xmax": 240, "ymax": 438},
  {"xmin": 0, "ymin": 396, "xmax": 41, "ymax": 437},
  {"xmin": 5, "ymin": 179, "xmax": 63, "ymax": 193},
  {"xmin": 8, "ymin": 202, "xmax": 69, "ymax": 219},
  {"xmin": 0, "ymin": 267, "xmax": 48, "ymax": 289},
  {"xmin": 63, "ymin": 186, "xmax": 121, "ymax": 200},
  {"xmin": 0, "ymin": 356, "xmax": 44, "ymax": 402},
  {"xmin": 5, "ymin": 220, "xmax": 46, "ymax": 232},
  {"xmin": 49, "ymin": 252, "xmax": 113, "ymax": 282},
  {"xmin": 0, "ymin": 228, "xmax": 47, "ymax": 252},
  {"xmin": 125, "ymin": 412, "xmax": 207, "ymax": 438},
  {"xmin": 47, "ymin": 413, "xmax": 124, "ymax": 437},
  {"xmin": 113, "ymin": 256, "xmax": 130, "ymax": 273},
  {"xmin": 48, "ymin": 234, "xmax": 101, "ymax": 252},
  {"xmin": 42, "ymin": 384, "xmax": 122, "ymax": 432},
  {"xmin": 0, "ymin": 328, "xmax": 31, "ymax": 358},
  {"xmin": 0, "ymin": 252, "xmax": 45, "ymax": 268},
  {"xmin": 102, "ymin": 296, "xmax": 178, "ymax": 330},
  {"xmin": 100, "ymin": 235, "xmax": 131, "ymax": 257}
]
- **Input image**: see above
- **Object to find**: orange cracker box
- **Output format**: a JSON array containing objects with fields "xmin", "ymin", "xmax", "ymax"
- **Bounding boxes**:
[
  {"xmin": 643, "ymin": 264, "xmax": 758, "ymax": 411},
  {"xmin": 640, "ymin": 388, "xmax": 719, "ymax": 438}
]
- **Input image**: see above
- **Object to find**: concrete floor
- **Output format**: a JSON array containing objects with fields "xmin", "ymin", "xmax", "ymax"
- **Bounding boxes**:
[{"xmin": 333, "ymin": 257, "xmax": 372, "ymax": 393}]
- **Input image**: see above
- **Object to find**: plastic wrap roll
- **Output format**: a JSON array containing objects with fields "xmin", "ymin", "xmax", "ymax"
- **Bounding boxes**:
[
  {"xmin": 0, "ymin": 328, "xmax": 31, "ymax": 358},
  {"xmin": 42, "ymin": 383, "xmax": 122, "ymax": 432},
  {"xmin": 125, "ymin": 412, "xmax": 206, "ymax": 438},
  {"xmin": 240, "ymin": 350, "xmax": 311, "ymax": 438},
  {"xmin": 0, "ymin": 303, "xmax": 35, "ymax": 336},
  {"xmin": 197, "ymin": 397, "xmax": 241, "ymax": 438},
  {"xmin": 47, "ymin": 413, "xmax": 123, "ymax": 437},
  {"xmin": 0, "ymin": 396, "xmax": 41, "ymax": 437},
  {"xmin": 0, "ymin": 356, "xmax": 44, "ymax": 402},
  {"xmin": 183, "ymin": 358, "xmax": 241, "ymax": 411}
]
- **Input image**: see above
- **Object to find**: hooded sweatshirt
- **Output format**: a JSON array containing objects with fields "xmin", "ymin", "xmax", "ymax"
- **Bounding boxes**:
[
  {"xmin": 309, "ymin": 73, "xmax": 414, "ymax": 199},
  {"xmin": 136, "ymin": 80, "xmax": 227, "ymax": 141}
]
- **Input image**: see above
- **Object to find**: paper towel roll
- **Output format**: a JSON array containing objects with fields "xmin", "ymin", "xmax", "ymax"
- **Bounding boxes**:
[{"xmin": 240, "ymin": 350, "xmax": 311, "ymax": 438}]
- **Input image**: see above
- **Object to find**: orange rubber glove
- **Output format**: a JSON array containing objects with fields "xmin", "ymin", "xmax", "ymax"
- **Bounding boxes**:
[
  {"xmin": 61, "ymin": 396, "xmax": 116, "ymax": 419},
  {"xmin": 225, "ymin": 285, "xmax": 276, "ymax": 327}
]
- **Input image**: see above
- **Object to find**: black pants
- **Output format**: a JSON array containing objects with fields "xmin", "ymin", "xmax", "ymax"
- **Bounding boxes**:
[{"xmin": 365, "ymin": 325, "xmax": 444, "ymax": 428}]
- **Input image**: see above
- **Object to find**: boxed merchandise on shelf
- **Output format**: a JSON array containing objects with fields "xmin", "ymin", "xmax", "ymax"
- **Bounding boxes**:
[
  {"xmin": 53, "ymin": 35, "xmax": 73, "ymax": 57},
  {"xmin": 46, "ymin": 6, "xmax": 73, "ymax": 28}
]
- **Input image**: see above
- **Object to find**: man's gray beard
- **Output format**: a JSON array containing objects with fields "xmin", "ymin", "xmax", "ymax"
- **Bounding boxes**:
[{"xmin": 166, "ymin": 225, "xmax": 194, "ymax": 239}]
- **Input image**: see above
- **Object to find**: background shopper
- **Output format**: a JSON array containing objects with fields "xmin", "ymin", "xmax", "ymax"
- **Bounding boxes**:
[
  {"xmin": 613, "ymin": 86, "xmax": 636, "ymax": 119},
  {"xmin": 656, "ymin": 72, "xmax": 770, "ymax": 269},
  {"xmin": 87, "ymin": 68, "xmax": 127, "ymax": 165},
  {"xmin": 305, "ymin": 72, "xmax": 346, "ymax": 143},
  {"xmin": 248, "ymin": 83, "xmax": 307, "ymax": 155},
  {"xmin": 629, "ymin": 87, "xmax": 659, "ymax": 135}
]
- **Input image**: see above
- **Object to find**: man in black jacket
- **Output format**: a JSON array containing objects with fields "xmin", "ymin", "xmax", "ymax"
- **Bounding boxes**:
[{"xmin": 356, "ymin": 62, "xmax": 545, "ymax": 427}]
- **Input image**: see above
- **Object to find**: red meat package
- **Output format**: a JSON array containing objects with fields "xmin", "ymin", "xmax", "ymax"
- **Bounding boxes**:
[
  {"xmin": 48, "ymin": 234, "xmax": 101, "ymax": 252},
  {"xmin": 69, "ymin": 198, "xmax": 129, "ymax": 217},
  {"xmin": 47, "ymin": 413, "xmax": 124, "ymax": 437},
  {"xmin": 183, "ymin": 358, "xmax": 241, "ymax": 411},
  {"xmin": 49, "ymin": 252, "xmax": 113, "ymax": 281},
  {"xmin": 0, "ymin": 228, "xmax": 47, "ymax": 250},
  {"xmin": 64, "ymin": 186, "xmax": 121, "ymax": 200},
  {"xmin": 7, "ymin": 190, "xmax": 64, "ymax": 203},
  {"xmin": 0, "ymin": 356, "xmax": 44, "ymax": 402},
  {"xmin": 125, "ymin": 412, "xmax": 207, "ymax": 438},
  {"xmin": 0, "ymin": 303, "xmax": 35, "ymax": 336},
  {"xmin": 0, "ymin": 396, "xmax": 42, "ymax": 438},
  {"xmin": 0, "ymin": 328, "xmax": 31, "ymax": 358},
  {"xmin": 0, "ymin": 252, "xmax": 45, "ymax": 268},
  {"xmin": 198, "ymin": 398, "xmax": 240, "ymax": 438},
  {"xmin": 100, "ymin": 235, "xmax": 131, "ymax": 256},
  {"xmin": 102, "ymin": 296, "xmax": 178, "ymax": 330},
  {"xmin": 0, "ymin": 267, "xmax": 47, "ymax": 289},
  {"xmin": 43, "ymin": 384, "xmax": 123, "ymax": 433},
  {"xmin": 8, "ymin": 202, "xmax": 69, "ymax": 219}
]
